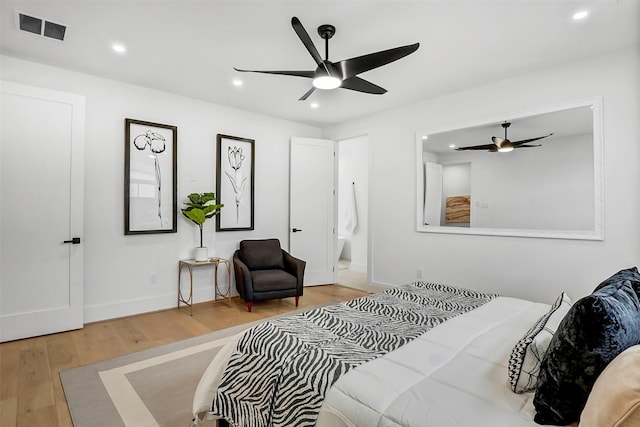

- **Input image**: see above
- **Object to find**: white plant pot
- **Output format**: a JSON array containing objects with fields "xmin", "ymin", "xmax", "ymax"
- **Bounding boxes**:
[{"xmin": 194, "ymin": 246, "xmax": 208, "ymax": 262}]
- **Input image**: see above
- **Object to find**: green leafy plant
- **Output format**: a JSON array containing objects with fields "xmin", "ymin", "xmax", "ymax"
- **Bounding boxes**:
[{"xmin": 181, "ymin": 192, "xmax": 223, "ymax": 247}]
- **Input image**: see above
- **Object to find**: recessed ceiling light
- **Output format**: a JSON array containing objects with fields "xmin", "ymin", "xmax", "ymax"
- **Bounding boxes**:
[
  {"xmin": 232, "ymin": 79, "xmax": 243, "ymax": 87},
  {"xmin": 572, "ymin": 10, "xmax": 589, "ymax": 20},
  {"xmin": 449, "ymin": 144, "xmax": 456, "ymax": 149},
  {"xmin": 310, "ymin": 102, "xmax": 319, "ymax": 109},
  {"xmin": 422, "ymin": 135, "xmax": 428, "ymax": 140},
  {"xmin": 112, "ymin": 43, "xmax": 126, "ymax": 53}
]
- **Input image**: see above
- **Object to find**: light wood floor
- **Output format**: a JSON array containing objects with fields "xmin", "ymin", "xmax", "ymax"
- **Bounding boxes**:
[{"xmin": 0, "ymin": 284, "xmax": 370, "ymax": 427}]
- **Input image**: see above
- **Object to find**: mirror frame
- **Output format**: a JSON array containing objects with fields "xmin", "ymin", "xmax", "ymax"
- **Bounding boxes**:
[{"xmin": 415, "ymin": 96, "xmax": 604, "ymax": 240}]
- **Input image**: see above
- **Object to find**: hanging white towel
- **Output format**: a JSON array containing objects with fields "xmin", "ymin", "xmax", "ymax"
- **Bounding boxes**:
[{"xmin": 344, "ymin": 183, "xmax": 359, "ymax": 234}]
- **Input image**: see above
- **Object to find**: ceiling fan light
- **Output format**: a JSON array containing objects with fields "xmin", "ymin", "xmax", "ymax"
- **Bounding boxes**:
[
  {"xmin": 498, "ymin": 146, "xmax": 514, "ymax": 153},
  {"xmin": 313, "ymin": 75, "xmax": 341, "ymax": 90}
]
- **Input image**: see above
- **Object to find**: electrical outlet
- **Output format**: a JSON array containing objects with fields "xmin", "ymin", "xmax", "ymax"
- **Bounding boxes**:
[
  {"xmin": 149, "ymin": 272, "xmax": 157, "ymax": 284},
  {"xmin": 417, "ymin": 268, "xmax": 423, "ymax": 279}
]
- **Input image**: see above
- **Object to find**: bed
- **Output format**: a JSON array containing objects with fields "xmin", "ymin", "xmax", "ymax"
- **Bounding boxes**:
[{"xmin": 192, "ymin": 273, "xmax": 640, "ymax": 427}]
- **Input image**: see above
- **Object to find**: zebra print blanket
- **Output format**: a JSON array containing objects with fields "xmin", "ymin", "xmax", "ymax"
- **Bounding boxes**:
[{"xmin": 211, "ymin": 282, "xmax": 497, "ymax": 427}]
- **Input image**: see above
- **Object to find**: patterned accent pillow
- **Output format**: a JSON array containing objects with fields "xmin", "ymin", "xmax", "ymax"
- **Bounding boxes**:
[{"xmin": 508, "ymin": 292, "xmax": 572, "ymax": 393}]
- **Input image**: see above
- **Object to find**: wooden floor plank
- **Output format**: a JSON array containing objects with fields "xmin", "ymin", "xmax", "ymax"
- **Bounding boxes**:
[
  {"xmin": 16, "ymin": 404, "xmax": 57, "ymax": 427},
  {"xmin": 17, "ymin": 346, "xmax": 55, "ymax": 424},
  {"xmin": 45, "ymin": 333, "xmax": 80, "ymax": 427},
  {"xmin": 111, "ymin": 317, "xmax": 154, "ymax": 353},
  {"xmin": 0, "ymin": 397, "xmax": 18, "ymax": 427},
  {"xmin": 0, "ymin": 339, "xmax": 25, "ymax": 400}
]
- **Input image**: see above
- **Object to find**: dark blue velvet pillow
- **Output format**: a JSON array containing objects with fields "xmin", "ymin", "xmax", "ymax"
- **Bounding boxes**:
[
  {"xmin": 533, "ymin": 279, "xmax": 640, "ymax": 425},
  {"xmin": 593, "ymin": 266, "xmax": 640, "ymax": 295}
]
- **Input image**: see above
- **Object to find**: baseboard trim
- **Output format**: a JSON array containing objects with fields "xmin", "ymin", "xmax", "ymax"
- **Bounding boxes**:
[{"xmin": 83, "ymin": 286, "xmax": 238, "ymax": 323}]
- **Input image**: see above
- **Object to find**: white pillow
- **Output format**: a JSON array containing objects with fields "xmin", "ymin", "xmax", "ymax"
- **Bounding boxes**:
[{"xmin": 508, "ymin": 291, "xmax": 572, "ymax": 393}]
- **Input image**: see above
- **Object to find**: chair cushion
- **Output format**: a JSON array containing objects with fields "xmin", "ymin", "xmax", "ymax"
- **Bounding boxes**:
[
  {"xmin": 579, "ymin": 345, "xmax": 640, "ymax": 427},
  {"xmin": 240, "ymin": 239, "xmax": 284, "ymax": 270},
  {"xmin": 250, "ymin": 270, "xmax": 296, "ymax": 292},
  {"xmin": 533, "ymin": 278, "xmax": 640, "ymax": 425}
]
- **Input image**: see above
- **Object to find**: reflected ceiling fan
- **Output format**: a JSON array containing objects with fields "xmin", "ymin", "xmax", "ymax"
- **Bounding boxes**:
[
  {"xmin": 234, "ymin": 17, "xmax": 419, "ymax": 101},
  {"xmin": 455, "ymin": 122, "xmax": 554, "ymax": 153}
]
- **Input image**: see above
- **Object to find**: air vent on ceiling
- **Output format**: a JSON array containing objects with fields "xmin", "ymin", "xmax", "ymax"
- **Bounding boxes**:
[{"xmin": 15, "ymin": 11, "xmax": 66, "ymax": 41}]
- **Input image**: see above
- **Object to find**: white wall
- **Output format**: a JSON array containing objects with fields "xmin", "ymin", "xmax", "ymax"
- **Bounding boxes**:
[
  {"xmin": 0, "ymin": 56, "xmax": 321, "ymax": 322},
  {"xmin": 337, "ymin": 135, "xmax": 369, "ymax": 272},
  {"xmin": 3, "ymin": 47, "xmax": 638, "ymax": 320},
  {"xmin": 471, "ymin": 135, "xmax": 593, "ymax": 230},
  {"xmin": 323, "ymin": 48, "xmax": 640, "ymax": 304}
]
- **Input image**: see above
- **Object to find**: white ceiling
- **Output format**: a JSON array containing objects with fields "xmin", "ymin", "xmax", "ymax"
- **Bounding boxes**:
[
  {"xmin": 1, "ymin": 1, "xmax": 638, "ymax": 128},
  {"xmin": 422, "ymin": 103, "xmax": 595, "ymax": 154}
]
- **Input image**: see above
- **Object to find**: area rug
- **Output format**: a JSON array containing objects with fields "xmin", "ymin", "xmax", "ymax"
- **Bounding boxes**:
[{"xmin": 60, "ymin": 309, "xmax": 315, "ymax": 427}]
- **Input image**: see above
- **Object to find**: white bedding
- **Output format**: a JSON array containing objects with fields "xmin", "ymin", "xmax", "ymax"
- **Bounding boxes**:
[
  {"xmin": 193, "ymin": 296, "xmax": 558, "ymax": 427},
  {"xmin": 316, "ymin": 296, "xmax": 552, "ymax": 427}
]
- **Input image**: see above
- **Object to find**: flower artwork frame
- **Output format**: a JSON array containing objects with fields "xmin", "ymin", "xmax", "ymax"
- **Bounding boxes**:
[
  {"xmin": 124, "ymin": 118, "xmax": 177, "ymax": 235},
  {"xmin": 216, "ymin": 134, "xmax": 255, "ymax": 231}
]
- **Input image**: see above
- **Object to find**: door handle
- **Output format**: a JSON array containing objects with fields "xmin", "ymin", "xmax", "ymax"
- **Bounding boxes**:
[
  {"xmin": 63, "ymin": 237, "xmax": 81, "ymax": 244},
  {"xmin": 291, "ymin": 228, "xmax": 303, "ymax": 233}
]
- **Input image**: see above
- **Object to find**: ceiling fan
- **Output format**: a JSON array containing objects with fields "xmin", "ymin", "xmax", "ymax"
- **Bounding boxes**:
[
  {"xmin": 233, "ymin": 17, "xmax": 419, "ymax": 101},
  {"xmin": 455, "ymin": 122, "xmax": 554, "ymax": 153}
]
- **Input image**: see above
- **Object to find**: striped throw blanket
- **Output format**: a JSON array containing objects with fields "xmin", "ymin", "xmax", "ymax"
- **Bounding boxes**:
[{"xmin": 211, "ymin": 282, "xmax": 497, "ymax": 426}]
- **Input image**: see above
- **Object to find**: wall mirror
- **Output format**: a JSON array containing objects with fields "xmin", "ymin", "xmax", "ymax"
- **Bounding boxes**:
[{"xmin": 415, "ymin": 97, "xmax": 603, "ymax": 240}]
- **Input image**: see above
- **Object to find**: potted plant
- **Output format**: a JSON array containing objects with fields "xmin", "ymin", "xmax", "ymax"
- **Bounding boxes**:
[{"xmin": 181, "ymin": 192, "xmax": 223, "ymax": 261}]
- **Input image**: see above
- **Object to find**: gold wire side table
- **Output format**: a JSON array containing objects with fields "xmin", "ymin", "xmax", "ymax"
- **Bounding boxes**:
[{"xmin": 178, "ymin": 257, "xmax": 231, "ymax": 315}]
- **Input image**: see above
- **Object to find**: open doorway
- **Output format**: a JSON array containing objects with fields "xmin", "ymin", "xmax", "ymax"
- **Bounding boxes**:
[{"xmin": 337, "ymin": 135, "xmax": 369, "ymax": 291}]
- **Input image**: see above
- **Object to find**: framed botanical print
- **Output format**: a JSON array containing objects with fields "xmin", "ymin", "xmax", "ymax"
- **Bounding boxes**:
[
  {"xmin": 216, "ymin": 134, "xmax": 255, "ymax": 231},
  {"xmin": 124, "ymin": 118, "xmax": 177, "ymax": 234}
]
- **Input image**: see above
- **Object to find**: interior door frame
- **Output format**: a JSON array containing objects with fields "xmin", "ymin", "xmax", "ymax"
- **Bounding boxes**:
[
  {"xmin": 0, "ymin": 81, "xmax": 85, "ymax": 342},
  {"xmin": 424, "ymin": 161, "xmax": 443, "ymax": 227},
  {"xmin": 336, "ymin": 134, "xmax": 372, "ymax": 283}
]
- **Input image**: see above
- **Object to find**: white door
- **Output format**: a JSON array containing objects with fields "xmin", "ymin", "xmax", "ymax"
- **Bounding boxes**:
[
  {"xmin": 0, "ymin": 81, "xmax": 85, "ymax": 342},
  {"xmin": 424, "ymin": 161, "xmax": 443, "ymax": 226},
  {"xmin": 290, "ymin": 137, "xmax": 336, "ymax": 286}
]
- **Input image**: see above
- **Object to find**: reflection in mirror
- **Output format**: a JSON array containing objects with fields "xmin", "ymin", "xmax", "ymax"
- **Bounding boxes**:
[{"xmin": 415, "ymin": 97, "xmax": 603, "ymax": 240}]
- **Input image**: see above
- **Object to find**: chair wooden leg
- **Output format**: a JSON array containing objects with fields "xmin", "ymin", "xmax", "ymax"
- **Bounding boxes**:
[
  {"xmin": 247, "ymin": 302, "xmax": 252, "ymax": 312},
  {"xmin": 295, "ymin": 295, "xmax": 299, "ymax": 307}
]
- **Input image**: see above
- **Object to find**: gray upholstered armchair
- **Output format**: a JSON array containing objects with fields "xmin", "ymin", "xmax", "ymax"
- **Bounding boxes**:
[{"xmin": 233, "ymin": 239, "xmax": 306, "ymax": 312}]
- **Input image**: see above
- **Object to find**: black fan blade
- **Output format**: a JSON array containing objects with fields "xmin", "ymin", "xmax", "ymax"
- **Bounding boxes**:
[
  {"xmin": 514, "ymin": 144, "xmax": 542, "ymax": 148},
  {"xmin": 291, "ymin": 17, "xmax": 323, "ymax": 66},
  {"xmin": 340, "ymin": 76, "xmax": 386, "ymax": 94},
  {"xmin": 455, "ymin": 144, "xmax": 496, "ymax": 151},
  {"xmin": 338, "ymin": 43, "xmax": 419, "ymax": 79},
  {"xmin": 234, "ymin": 67, "xmax": 314, "ymax": 78},
  {"xmin": 511, "ymin": 133, "xmax": 554, "ymax": 146},
  {"xmin": 299, "ymin": 87, "xmax": 316, "ymax": 101}
]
